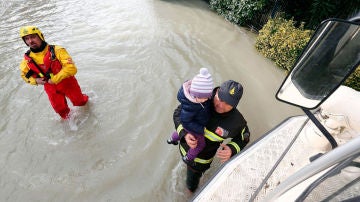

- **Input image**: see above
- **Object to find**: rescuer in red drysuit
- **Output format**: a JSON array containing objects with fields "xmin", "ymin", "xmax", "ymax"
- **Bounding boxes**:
[{"xmin": 19, "ymin": 26, "xmax": 88, "ymax": 119}]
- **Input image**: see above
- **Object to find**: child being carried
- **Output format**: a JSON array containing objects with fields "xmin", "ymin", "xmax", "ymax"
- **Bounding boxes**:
[{"xmin": 167, "ymin": 67, "xmax": 214, "ymax": 166}]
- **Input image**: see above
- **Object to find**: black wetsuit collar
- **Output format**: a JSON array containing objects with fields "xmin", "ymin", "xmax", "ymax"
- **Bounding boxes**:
[{"xmin": 30, "ymin": 41, "xmax": 47, "ymax": 53}]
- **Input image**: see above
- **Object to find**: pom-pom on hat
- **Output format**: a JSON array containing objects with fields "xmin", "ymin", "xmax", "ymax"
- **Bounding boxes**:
[
  {"xmin": 189, "ymin": 68, "xmax": 214, "ymax": 98},
  {"xmin": 218, "ymin": 80, "xmax": 243, "ymax": 108}
]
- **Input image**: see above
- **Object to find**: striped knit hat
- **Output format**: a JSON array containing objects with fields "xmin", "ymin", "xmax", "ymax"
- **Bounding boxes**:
[{"xmin": 189, "ymin": 67, "xmax": 214, "ymax": 98}]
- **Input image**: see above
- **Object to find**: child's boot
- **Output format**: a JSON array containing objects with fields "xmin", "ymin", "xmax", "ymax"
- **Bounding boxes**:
[
  {"xmin": 182, "ymin": 155, "xmax": 196, "ymax": 166},
  {"xmin": 167, "ymin": 131, "xmax": 179, "ymax": 145}
]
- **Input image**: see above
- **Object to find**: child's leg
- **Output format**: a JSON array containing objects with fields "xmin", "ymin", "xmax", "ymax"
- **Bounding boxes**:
[
  {"xmin": 171, "ymin": 131, "xmax": 180, "ymax": 142},
  {"xmin": 167, "ymin": 131, "xmax": 180, "ymax": 145},
  {"xmin": 186, "ymin": 135, "xmax": 205, "ymax": 161}
]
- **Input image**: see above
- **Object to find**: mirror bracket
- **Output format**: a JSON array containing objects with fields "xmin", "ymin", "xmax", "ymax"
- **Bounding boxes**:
[{"xmin": 302, "ymin": 108, "xmax": 338, "ymax": 149}]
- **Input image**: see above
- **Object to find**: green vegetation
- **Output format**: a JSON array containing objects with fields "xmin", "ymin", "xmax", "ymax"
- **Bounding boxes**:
[
  {"xmin": 208, "ymin": 0, "xmax": 360, "ymax": 91},
  {"xmin": 281, "ymin": 0, "xmax": 360, "ymax": 29},
  {"xmin": 255, "ymin": 16, "xmax": 313, "ymax": 72},
  {"xmin": 209, "ymin": 0, "xmax": 267, "ymax": 26},
  {"xmin": 345, "ymin": 67, "xmax": 360, "ymax": 91}
]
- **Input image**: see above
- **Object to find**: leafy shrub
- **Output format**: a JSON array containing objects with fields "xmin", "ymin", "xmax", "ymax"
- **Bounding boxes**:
[
  {"xmin": 210, "ymin": 1, "xmax": 360, "ymax": 91},
  {"xmin": 255, "ymin": 16, "xmax": 313, "ymax": 71},
  {"xmin": 210, "ymin": 0, "xmax": 266, "ymax": 26},
  {"xmin": 282, "ymin": 0, "xmax": 360, "ymax": 30},
  {"xmin": 345, "ymin": 66, "xmax": 360, "ymax": 91},
  {"xmin": 256, "ymin": 16, "xmax": 359, "ymax": 91}
]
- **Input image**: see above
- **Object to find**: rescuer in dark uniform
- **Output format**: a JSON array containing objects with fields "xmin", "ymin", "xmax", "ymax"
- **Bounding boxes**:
[{"xmin": 173, "ymin": 80, "xmax": 250, "ymax": 192}]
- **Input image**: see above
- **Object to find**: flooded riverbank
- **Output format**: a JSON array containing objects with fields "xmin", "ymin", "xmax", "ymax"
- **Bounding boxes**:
[{"xmin": 0, "ymin": 0, "xmax": 300, "ymax": 201}]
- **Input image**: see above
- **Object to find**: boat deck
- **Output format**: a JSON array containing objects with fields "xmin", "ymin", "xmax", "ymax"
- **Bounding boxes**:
[{"xmin": 192, "ymin": 86, "xmax": 360, "ymax": 201}]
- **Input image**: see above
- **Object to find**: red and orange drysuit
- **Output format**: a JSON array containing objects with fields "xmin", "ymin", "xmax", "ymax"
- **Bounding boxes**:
[{"xmin": 19, "ymin": 45, "xmax": 88, "ymax": 119}]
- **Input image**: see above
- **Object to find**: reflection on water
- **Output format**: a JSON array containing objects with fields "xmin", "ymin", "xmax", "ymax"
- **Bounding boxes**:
[{"xmin": 0, "ymin": 0, "xmax": 300, "ymax": 201}]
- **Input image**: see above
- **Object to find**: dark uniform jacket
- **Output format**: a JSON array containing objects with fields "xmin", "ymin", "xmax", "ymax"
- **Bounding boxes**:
[{"xmin": 173, "ymin": 87, "xmax": 250, "ymax": 172}]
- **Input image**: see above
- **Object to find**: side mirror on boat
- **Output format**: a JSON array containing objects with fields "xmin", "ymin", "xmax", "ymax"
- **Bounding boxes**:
[{"xmin": 276, "ymin": 19, "xmax": 360, "ymax": 109}]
